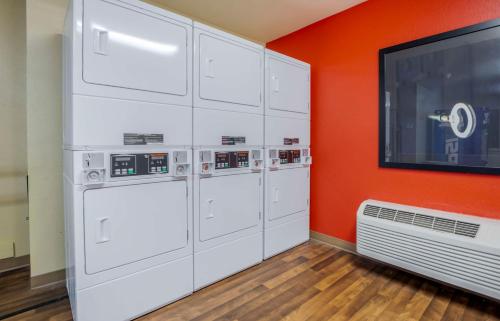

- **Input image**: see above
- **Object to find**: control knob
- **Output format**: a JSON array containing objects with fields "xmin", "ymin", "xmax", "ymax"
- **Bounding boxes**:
[
  {"xmin": 87, "ymin": 170, "xmax": 101, "ymax": 182},
  {"xmin": 83, "ymin": 169, "xmax": 105, "ymax": 185}
]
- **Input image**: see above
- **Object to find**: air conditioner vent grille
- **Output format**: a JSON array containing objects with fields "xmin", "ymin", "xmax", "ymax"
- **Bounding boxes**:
[
  {"xmin": 455, "ymin": 221, "xmax": 480, "ymax": 238},
  {"xmin": 362, "ymin": 205, "xmax": 480, "ymax": 238},
  {"xmin": 363, "ymin": 205, "xmax": 380, "ymax": 217},
  {"xmin": 379, "ymin": 208, "xmax": 397, "ymax": 221},
  {"xmin": 433, "ymin": 217, "xmax": 456, "ymax": 234},
  {"xmin": 395, "ymin": 211, "xmax": 415, "ymax": 225},
  {"xmin": 413, "ymin": 214, "xmax": 434, "ymax": 229}
]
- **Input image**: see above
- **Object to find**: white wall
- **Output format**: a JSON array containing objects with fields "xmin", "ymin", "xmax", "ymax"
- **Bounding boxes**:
[
  {"xmin": 0, "ymin": 0, "xmax": 29, "ymax": 260},
  {"xmin": 26, "ymin": 0, "xmax": 68, "ymax": 277}
]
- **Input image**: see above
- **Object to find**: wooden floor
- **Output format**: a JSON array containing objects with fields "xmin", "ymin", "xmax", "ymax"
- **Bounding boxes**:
[
  {"xmin": 3, "ymin": 241, "xmax": 500, "ymax": 321},
  {"xmin": 0, "ymin": 267, "xmax": 67, "ymax": 320}
]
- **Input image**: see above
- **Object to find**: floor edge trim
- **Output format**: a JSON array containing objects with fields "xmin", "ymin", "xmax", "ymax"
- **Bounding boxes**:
[{"xmin": 310, "ymin": 231, "xmax": 357, "ymax": 254}]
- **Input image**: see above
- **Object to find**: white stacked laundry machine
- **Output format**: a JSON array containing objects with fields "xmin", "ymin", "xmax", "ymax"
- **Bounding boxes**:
[
  {"xmin": 192, "ymin": 22, "xmax": 265, "ymax": 289},
  {"xmin": 263, "ymin": 49, "xmax": 312, "ymax": 258},
  {"xmin": 63, "ymin": 0, "xmax": 310, "ymax": 320},
  {"xmin": 63, "ymin": 0, "xmax": 193, "ymax": 320}
]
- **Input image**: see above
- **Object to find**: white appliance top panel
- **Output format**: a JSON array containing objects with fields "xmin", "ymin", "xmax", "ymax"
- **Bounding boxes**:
[
  {"xmin": 198, "ymin": 34, "xmax": 262, "ymax": 107},
  {"xmin": 107, "ymin": 0, "xmax": 192, "ymax": 24},
  {"xmin": 194, "ymin": 22, "xmax": 262, "ymax": 50},
  {"xmin": 83, "ymin": 180, "xmax": 188, "ymax": 274},
  {"xmin": 266, "ymin": 49, "xmax": 310, "ymax": 116},
  {"xmin": 83, "ymin": 0, "xmax": 190, "ymax": 96},
  {"xmin": 194, "ymin": 22, "xmax": 264, "ymax": 113}
]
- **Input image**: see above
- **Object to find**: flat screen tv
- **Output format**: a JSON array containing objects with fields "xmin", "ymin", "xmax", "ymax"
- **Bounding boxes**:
[{"xmin": 380, "ymin": 19, "xmax": 500, "ymax": 175}]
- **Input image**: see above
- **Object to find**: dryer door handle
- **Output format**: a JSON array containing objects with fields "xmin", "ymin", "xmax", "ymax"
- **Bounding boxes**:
[
  {"xmin": 206, "ymin": 199, "xmax": 215, "ymax": 219},
  {"xmin": 93, "ymin": 29, "xmax": 109, "ymax": 55},
  {"xmin": 204, "ymin": 58, "xmax": 215, "ymax": 78},
  {"xmin": 273, "ymin": 188, "xmax": 279, "ymax": 203},
  {"xmin": 96, "ymin": 217, "xmax": 110, "ymax": 244},
  {"xmin": 272, "ymin": 75, "xmax": 280, "ymax": 92}
]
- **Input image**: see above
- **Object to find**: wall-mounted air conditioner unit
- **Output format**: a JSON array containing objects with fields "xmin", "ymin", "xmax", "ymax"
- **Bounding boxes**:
[{"xmin": 357, "ymin": 199, "xmax": 500, "ymax": 301}]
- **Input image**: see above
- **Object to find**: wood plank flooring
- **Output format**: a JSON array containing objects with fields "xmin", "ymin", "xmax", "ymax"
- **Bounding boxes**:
[
  {"xmin": 0, "ymin": 267, "xmax": 67, "ymax": 320},
  {"xmin": 3, "ymin": 241, "xmax": 499, "ymax": 321}
]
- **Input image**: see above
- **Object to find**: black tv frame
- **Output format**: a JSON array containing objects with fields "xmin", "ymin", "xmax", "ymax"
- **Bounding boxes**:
[{"xmin": 379, "ymin": 18, "xmax": 500, "ymax": 175}]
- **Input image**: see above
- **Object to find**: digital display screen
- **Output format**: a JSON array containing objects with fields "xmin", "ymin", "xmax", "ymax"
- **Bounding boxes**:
[
  {"xmin": 114, "ymin": 156, "xmax": 133, "ymax": 162},
  {"xmin": 150, "ymin": 153, "xmax": 167, "ymax": 160}
]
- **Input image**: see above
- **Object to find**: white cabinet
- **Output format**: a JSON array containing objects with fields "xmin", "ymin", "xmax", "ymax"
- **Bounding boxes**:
[
  {"xmin": 263, "ymin": 49, "xmax": 311, "ymax": 259},
  {"xmin": 265, "ymin": 49, "xmax": 310, "ymax": 118},
  {"xmin": 194, "ymin": 23, "xmax": 264, "ymax": 114},
  {"xmin": 84, "ymin": 181, "xmax": 188, "ymax": 274},
  {"xmin": 68, "ymin": 0, "xmax": 193, "ymax": 106},
  {"xmin": 198, "ymin": 174, "xmax": 261, "ymax": 242}
]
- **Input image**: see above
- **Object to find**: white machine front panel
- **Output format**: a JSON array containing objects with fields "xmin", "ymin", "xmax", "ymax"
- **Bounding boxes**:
[
  {"xmin": 265, "ymin": 115, "xmax": 310, "ymax": 147},
  {"xmin": 83, "ymin": 181, "xmax": 188, "ymax": 274},
  {"xmin": 70, "ymin": 95, "xmax": 191, "ymax": 147},
  {"xmin": 199, "ymin": 173, "xmax": 260, "ymax": 242},
  {"xmin": 264, "ymin": 215, "xmax": 309, "ymax": 259},
  {"xmin": 83, "ymin": 0, "xmax": 190, "ymax": 96},
  {"xmin": 267, "ymin": 167, "xmax": 309, "ymax": 222},
  {"xmin": 76, "ymin": 257, "xmax": 193, "ymax": 321},
  {"xmin": 194, "ymin": 233, "xmax": 262, "ymax": 290},
  {"xmin": 193, "ymin": 108, "xmax": 263, "ymax": 147},
  {"xmin": 196, "ymin": 28, "xmax": 263, "ymax": 111},
  {"xmin": 266, "ymin": 52, "xmax": 310, "ymax": 116}
]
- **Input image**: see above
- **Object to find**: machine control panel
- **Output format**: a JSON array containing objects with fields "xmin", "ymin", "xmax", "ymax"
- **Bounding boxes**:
[
  {"xmin": 111, "ymin": 153, "xmax": 168, "ymax": 177},
  {"xmin": 279, "ymin": 150, "xmax": 301, "ymax": 164},
  {"xmin": 268, "ymin": 148, "xmax": 311, "ymax": 170},
  {"xmin": 215, "ymin": 151, "xmax": 249, "ymax": 169},
  {"xmin": 148, "ymin": 153, "xmax": 169, "ymax": 174}
]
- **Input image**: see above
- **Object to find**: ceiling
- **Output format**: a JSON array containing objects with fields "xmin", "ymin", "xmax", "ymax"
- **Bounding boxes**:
[{"xmin": 148, "ymin": 0, "xmax": 367, "ymax": 43}]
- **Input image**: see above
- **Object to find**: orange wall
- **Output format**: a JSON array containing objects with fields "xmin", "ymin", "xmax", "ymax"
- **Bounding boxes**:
[{"xmin": 267, "ymin": 0, "xmax": 500, "ymax": 243}]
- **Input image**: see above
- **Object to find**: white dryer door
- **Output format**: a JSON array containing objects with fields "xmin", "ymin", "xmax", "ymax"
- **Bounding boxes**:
[
  {"xmin": 268, "ymin": 57, "xmax": 309, "ymax": 114},
  {"xmin": 199, "ymin": 174, "xmax": 260, "ymax": 242},
  {"xmin": 267, "ymin": 167, "xmax": 309, "ymax": 221},
  {"xmin": 83, "ymin": 0, "xmax": 189, "ymax": 95},
  {"xmin": 198, "ymin": 34, "xmax": 261, "ymax": 108},
  {"xmin": 83, "ymin": 181, "xmax": 188, "ymax": 274}
]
